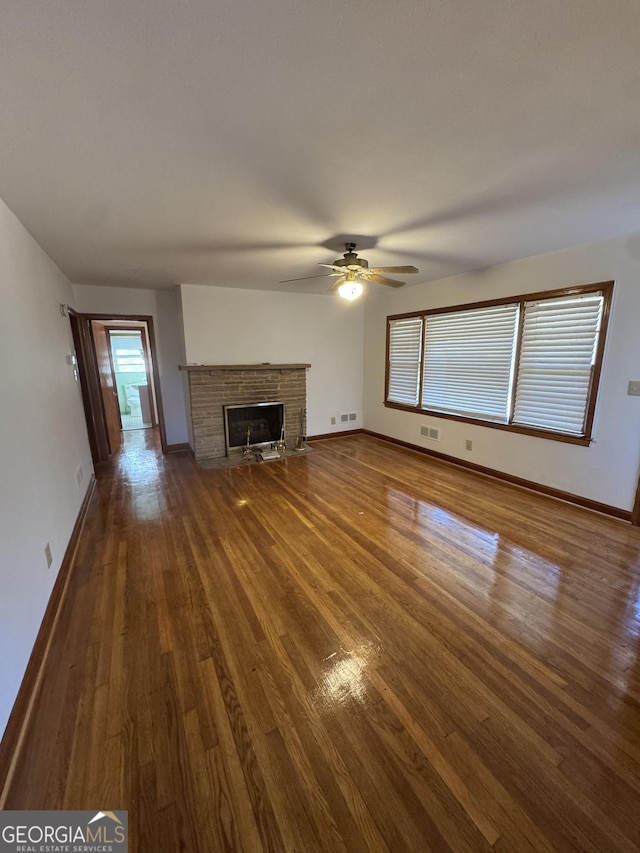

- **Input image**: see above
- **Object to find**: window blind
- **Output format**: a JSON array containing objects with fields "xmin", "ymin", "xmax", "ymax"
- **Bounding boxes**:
[
  {"xmin": 421, "ymin": 304, "xmax": 519, "ymax": 421},
  {"xmin": 112, "ymin": 346, "xmax": 145, "ymax": 373},
  {"xmin": 513, "ymin": 293, "xmax": 603, "ymax": 435},
  {"xmin": 387, "ymin": 317, "xmax": 423, "ymax": 406}
]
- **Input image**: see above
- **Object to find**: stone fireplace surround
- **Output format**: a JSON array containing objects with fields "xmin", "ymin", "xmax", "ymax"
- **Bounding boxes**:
[{"xmin": 179, "ymin": 363, "xmax": 310, "ymax": 462}]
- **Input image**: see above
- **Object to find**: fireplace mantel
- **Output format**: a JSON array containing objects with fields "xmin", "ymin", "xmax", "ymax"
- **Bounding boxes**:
[
  {"xmin": 179, "ymin": 363, "xmax": 310, "ymax": 372},
  {"xmin": 181, "ymin": 363, "xmax": 309, "ymax": 462}
]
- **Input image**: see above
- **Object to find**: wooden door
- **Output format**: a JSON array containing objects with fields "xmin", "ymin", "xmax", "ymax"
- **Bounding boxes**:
[
  {"xmin": 91, "ymin": 320, "xmax": 122, "ymax": 454},
  {"xmin": 68, "ymin": 310, "xmax": 108, "ymax": 463}
]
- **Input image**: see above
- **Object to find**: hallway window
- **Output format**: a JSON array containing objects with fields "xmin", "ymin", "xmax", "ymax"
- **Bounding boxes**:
[{"xmin": 110, "ymin": 338, "xmax": 145, "ymax": 372}]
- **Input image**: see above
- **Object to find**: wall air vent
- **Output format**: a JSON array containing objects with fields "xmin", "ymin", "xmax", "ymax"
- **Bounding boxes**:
[{"xmin": 420, "ymin": 425, "xmax": 441, "ymax": 441}]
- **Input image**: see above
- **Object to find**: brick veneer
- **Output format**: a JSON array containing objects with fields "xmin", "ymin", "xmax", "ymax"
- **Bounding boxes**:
[{"xmin": 184, "ymin": 366, "xmax": 308, "ymax": 461}]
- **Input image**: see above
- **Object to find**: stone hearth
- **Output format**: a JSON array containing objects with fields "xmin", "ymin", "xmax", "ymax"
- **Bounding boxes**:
[{"xmin": 180, "ymin": 363, "xmax": 309, "ymax": 462}]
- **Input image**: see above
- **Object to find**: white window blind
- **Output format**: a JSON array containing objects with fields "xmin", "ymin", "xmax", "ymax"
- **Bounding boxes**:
[
  {"xmin": 387, "ymin": 317, "xmax": 423, "ymax": 406},
  {"xmin": 513, "ymin": 293, "xmax": 603, "ymax": 435},
  {"xmin": 421, "ymin": 304, "xmax": 519, "ymax": 422},
  {"xmin": 112, "ymin": 348, "xmax": 145, "ymax": 373},
  {"xmin": 110, "ymin": 334, "xmax": 146, "ymax": 374}
]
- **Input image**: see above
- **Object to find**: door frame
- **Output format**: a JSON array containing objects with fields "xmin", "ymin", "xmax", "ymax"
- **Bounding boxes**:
[
  {"xmin": 632, "ymin": 474, "xmax": 640, "ymax": 526},
  {"xmin": 103, "ymin": 324, "xmax": 158, "ymax": 427},
  {"xmin": 69, "ymin": 311, "xmax": 168, "ymax": 462}
]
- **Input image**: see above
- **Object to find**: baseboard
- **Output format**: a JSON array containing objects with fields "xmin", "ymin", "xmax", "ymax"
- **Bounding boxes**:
[
  {"xmin": 362, "ymin": 430, "xmax": 632, "ymax": 523},
  {"xmin": 0, "ymin": 475, "xmax": 97, "ymax": 806},
  {"xmin": 308, "ymin": 428, "xmax": 364, "ymax": 441},
  {"xmin": 166, "ymin": 442, "xmax": 190, "ymax": 452}
]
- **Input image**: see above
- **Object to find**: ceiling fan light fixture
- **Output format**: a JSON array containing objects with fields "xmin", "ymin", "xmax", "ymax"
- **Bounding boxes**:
[
  {"xmin": 281, "ymin": 242, "xmax": 418, "ymax": 295},
  {"xmin": 338, "ymin": 278, "xmax": 364, "ymax": 301}
]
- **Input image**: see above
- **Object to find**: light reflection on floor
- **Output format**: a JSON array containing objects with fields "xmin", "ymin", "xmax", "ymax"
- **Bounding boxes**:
[
  {"xmin": 314, "ymin": 642, "xmax": 380, "ymax": 712},
  {"xmin": 628, "ymin": 580, "xmax": 640, "ymax": 639},
  {"xmin": 386, "ymin": 487, "xmax": 569, "ymax": 652},
  {"xmin": 115, "ymin": 428, "xmax": 167, "ymax": 521},
  {"xmin": 381, "ymin": 484, "xmax": 640, "ymax": 695},
  {"xmin": 387, "ymin": 488, "xmax": 501, "ymax": 564}
]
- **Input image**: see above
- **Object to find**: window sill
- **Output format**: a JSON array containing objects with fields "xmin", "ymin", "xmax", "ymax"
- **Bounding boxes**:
[{"xmin": 383, "ymin": 401, "xmax": 592, "ymax": 446}]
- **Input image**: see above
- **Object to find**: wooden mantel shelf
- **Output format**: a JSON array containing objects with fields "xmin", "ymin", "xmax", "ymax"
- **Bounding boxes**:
[{"xmin": 179, "ymin": 363, "xmax": 310, "ymax": 371}]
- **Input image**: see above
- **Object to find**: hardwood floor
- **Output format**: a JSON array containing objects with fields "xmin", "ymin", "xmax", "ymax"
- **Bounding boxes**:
[{"xmin": 4, "ymin": 431, "xmax": 640, "ymax": 851}]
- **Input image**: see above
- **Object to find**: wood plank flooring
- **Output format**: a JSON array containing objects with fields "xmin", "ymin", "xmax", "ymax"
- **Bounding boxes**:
[{"xmin": 4, "ymin": 430, "xmax": 640, "ymax": 851}]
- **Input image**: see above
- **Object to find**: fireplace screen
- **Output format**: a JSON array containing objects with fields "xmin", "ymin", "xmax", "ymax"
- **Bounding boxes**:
[{"xmin": 224, "ymin": 402, "xmax": 284, "ymax": 454}]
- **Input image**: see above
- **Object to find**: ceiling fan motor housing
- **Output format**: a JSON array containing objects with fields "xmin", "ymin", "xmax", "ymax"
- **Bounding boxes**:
[{"xmin": 335, "ymin": 252, "xmax": 369, "ymax": 270}]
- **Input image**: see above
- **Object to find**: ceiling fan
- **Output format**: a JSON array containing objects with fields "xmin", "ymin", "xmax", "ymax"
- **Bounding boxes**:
[{"xmin": 280, "ymin": 242, "xmax": 419, "ymax": 300}]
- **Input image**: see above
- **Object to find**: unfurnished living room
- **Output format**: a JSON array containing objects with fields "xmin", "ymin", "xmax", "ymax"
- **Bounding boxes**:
[{"xmin": 1, "ymin": 2, "xmax": 640, "ymax": 851}]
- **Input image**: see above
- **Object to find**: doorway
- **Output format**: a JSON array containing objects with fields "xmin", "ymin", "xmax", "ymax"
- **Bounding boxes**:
[
  {"xmin": 108, "ymin": 329, "xmax": 154, "ymax": 430},
  {"xmin": 101, "ymin": 324, "xmax": 158, "ymax": 432},
  {"xmin": 69, "ymin": 311, "xmax": 167, "ymax": 464}
]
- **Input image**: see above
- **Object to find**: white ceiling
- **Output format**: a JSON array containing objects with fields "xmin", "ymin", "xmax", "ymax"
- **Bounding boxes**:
[{"xmin": 1, "ymin": 0, "xmax": 640, "ymax": 294}]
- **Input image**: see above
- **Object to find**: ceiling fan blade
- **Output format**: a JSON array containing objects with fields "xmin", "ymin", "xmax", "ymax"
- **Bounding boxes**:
[
  {"xmin": 279, "ymin": 273, "xmax": 337, "ymax": 283},
  {"xmin": 368, "ymin": 266, "xmax": 419, "ymax": 274},
  {"xmin": 327, "ymin": 277, "xmax": 347, "ymax": 293},
  {"xmin": 365, "ymin": 273, "xmax": 406, "ymax": 288},
  {"xmin": 318, "ymin": 263, "xmax": 349, "ymax": 272}
]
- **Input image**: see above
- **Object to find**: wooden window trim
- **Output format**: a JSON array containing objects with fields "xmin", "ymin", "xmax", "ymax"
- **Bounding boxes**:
[
  {"xmin": 384, "ymin": 280, "xmax": 613, "ymax": 446},
  {"xmin": 384, "ymin": 316, "xmax": 391, "ymax": 403},
  {"xmin": 417, "ymin": 314, "xmax": 427, "ymax": 408}
]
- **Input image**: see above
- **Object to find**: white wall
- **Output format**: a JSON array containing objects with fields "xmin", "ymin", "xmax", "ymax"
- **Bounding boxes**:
[
  {"xmin": 72, "ymin": 285, "xmax": 188, "ymax": 445},
  {"xmin": 180, "ymin": 284, "xmax": 365, "ymax": 437},
  {"xmin": 0, "ymin": 198, "xmax": 94, "ymax": 739},
  {"xmin": 364, "ymin": 232, "xmax": 640, "ymax": 512}
]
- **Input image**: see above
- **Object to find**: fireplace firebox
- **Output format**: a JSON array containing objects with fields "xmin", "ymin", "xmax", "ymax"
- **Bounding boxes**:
[{"xmin": 224, "ymin": 402, "xmax": 284, "ymax": 455}]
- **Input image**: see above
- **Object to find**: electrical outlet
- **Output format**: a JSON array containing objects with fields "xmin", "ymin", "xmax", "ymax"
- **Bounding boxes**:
[
  {"xmin": 330, "ymin": 416, "xmax": 336, "ymax": 425},
  {"xmin": 628, "ymin": 381, "xmax": 640, "ymax": 396},
  {"xmin": 465, "ymin": 440, "xmax": 473, "ymax": 451},
  {"xmin": 45, "ymin": 543, "xmax": 53, "ymax": 568}
]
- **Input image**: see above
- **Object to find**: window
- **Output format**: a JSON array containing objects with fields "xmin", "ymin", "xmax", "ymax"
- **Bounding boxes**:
[
  {"xmin": 385, "ymin": 282, "xmax": 612, "ymax": 444},
  {"xmin": 387, "ymin": 317, "xmax": 423, "ymax": 406},
  {"xmin": 109, "ymin": 332, "xmax": 146, "ymax": 373},
  {"xmin": 513, "ymin": 293, "xmax": 604, "ymax": 435},
  {"xmin": 421, "ymin": 303, "xmax": 518, "ymax": 422}
]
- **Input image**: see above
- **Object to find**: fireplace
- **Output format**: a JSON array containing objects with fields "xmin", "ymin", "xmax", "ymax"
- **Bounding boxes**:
[
  {"xmin": 224, "ymin": 401, "xmax": 284, "ymax": 454},
  {"xmin": 179, "ymin": 363, "xmax": 309, "ymax": 463}
]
